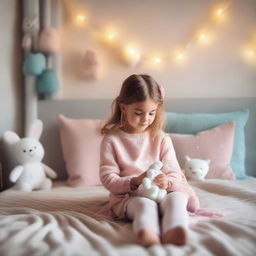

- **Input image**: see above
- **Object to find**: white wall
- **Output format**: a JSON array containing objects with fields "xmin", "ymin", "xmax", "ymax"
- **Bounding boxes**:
[
  {"xmin": 60, "ymin": 0, "xmax": 256, "ymax": 99},
  {"xmin": 0, "ymin": 0, "xmax": 22, "ymax": 186},
  {"xmin": 0, "ymin": 0, "xmax": 22, "ymax": 133}
]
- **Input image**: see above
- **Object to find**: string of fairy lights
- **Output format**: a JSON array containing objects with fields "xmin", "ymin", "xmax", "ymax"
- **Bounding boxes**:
[
  {"xmin": 63, "ymin": 0, "xmax": 256, "ymax": 67},
  {"xmin": 243, "ymin": 34, "xmax": 256, "ymax": 63}
]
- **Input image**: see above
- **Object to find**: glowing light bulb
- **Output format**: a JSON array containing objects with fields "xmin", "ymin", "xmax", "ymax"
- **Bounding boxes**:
[
  {"xmin": 105, "ymin": 32, "xmax": 116, "ymax": 41},
  {"xmin": 74, "ymin": 14, "xmax": 87, "ymax": 26},
  {"xmin": 103, "ymin": 27, "xmax": 118, "ymax": 43},
  {"xmin": 147, "ymin": 55, "xmax": 163, "ymax": 68},
  {"xmin": 127, "ymin": 48, "xmax": 136, "ymax": 55},
  {"xmin": 242, "ymin": 47, "xmax": 256, "ymax": 63},
  {"xmin": 216, "ymin": 8, "xmax": 224, "ymax": 16},
  {"xmin": 246, "ymin": 48, "xmax": 255, "ymax": 57},
  {"xmin": 177, "ymin": 53, "xmax": 184, "ymax": 60},
  {"xmin": 175, "ymin": 52, "xmax": 185, "ymax": 62},
  {"xmin": 197, "ymin": 31, "xmax": 211, "ymax": 44},
  {"xmin": 152, "ymin": 57, "xmax": 161, "ymax": 63},
  {"xmin": 173, "ymin": 48, "xmax": 187, "ymax": 65},
  {"xmin": 199, "ymin": 33, "xmax": 207, "ymax": 41},
  {"xmin": 212, "ymin": 5, "xmax": 228, "ymax": 23},
  {"xmin": 123, "ymin": 45, "xmax": 141, "ymax": 67}
]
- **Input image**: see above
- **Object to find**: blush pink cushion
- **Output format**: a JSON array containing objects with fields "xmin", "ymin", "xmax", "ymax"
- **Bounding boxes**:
[
  {"xmin": 170, "ymin": 122, "xmax": 235, "ymax": 180},
  {"xmin": 58, "ymin": 115, "xmax": 103, "ymax": 187}
]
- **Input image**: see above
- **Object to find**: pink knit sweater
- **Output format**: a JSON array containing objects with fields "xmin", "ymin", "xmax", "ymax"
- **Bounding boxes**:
[{"xmin": 100, "ymin": 129, "xmax": 199, "ymax": 219}]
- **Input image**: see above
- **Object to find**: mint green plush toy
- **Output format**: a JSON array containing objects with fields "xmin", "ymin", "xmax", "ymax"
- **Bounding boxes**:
[
  {"xmin": 36, "ymin": 69, "xmax": 59, "ymax": 95},
  {"xmin": 23, "ymin": 52, "xmax": 46, "ymax": 76}
]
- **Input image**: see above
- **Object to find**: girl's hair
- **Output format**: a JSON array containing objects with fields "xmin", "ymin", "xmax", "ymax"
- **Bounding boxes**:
[{"xmin": 101, "ymin": 74, "xmax": 165, "ymax": 137}]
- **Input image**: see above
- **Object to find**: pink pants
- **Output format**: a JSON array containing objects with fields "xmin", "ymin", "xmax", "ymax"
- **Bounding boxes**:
[{"xmin": 126, "ymin": 192, "xmax": 189, "ymax": 235}]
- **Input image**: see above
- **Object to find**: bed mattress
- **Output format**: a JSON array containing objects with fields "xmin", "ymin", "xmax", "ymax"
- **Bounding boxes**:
[{"xmin": 0, "ymin": 178, "xmax": 256, "ymax": 256}]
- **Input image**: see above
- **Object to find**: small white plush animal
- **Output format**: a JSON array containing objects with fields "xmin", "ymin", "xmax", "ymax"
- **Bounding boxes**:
[
  {"xmin": 22, "ymin": 15, "xmax": 39, "ymax": 51},
  {"xmin": 3, "ymin": 119, "xmax": 57, "ymax": 191},
  {"xmin": 137, "ymin": 161, "xmax": 167, "ymax": 203},
  {"xmin": 184, "ymin": 156, "xmax": 210, "ymax": 181}
]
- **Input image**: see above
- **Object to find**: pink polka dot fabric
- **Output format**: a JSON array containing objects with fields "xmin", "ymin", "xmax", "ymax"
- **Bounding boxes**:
[{"xmin": 170, "ymin": 122, "xmax": 235, "ymax": 180}]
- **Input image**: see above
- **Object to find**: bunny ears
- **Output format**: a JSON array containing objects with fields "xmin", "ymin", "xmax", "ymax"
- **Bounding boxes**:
[
  {"xmin": 3, "ymin": 119, "xmax": 43, "ymax": 145},
  {"xmin": 28, "ymin": 119, "xmax": 43, "ymax": 139}
]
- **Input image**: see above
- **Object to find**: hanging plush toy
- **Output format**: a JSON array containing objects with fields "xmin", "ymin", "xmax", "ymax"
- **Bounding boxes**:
[
  {"xmin": 79, "ymin": 50, "xmax": 100, "ymax": 80},
  {"xmin": 3, "ymin": 119, "xmax": 57, "ymax": 191},
  {"xmin": 137, "ymin": 161, "xmax": 167, "ymax": 203},
  {"xmin": 36, "ymin": 69, "xmax": 59, "ymax": 96},
  {"xmin": 22, "ymin": 14, "xmax": 39, "ymax": 51},
  {"xmin": 36, "ymin": 28, "xmax": 59, "ymax": 96},
  {"xmin": 38, "ymin": 27, "xmax": 60, "ymax": 54},
  {"xmin": 23, "ymin": 52, "xmax": 47, "ymax": 76}
]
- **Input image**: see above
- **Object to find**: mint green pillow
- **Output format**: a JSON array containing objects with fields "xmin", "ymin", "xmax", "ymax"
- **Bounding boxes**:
[{"xmin": 165, "ymin": 109, "xmax": 249, "ymax": 179}]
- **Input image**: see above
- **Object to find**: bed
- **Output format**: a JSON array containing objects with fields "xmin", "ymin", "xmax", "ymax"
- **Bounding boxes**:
[
  {"xmin": 1, "ymin": 98, "xmax": 256, "ymax": 256},
  {"xmin": 0, "ymin": 178, "xmax": 256, "ymax": 256}
]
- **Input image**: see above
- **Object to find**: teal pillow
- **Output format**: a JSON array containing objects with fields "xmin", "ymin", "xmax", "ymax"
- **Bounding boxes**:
[{"xmin": 165, "ymin": 109, "xmax": 249, "ymax": 179}]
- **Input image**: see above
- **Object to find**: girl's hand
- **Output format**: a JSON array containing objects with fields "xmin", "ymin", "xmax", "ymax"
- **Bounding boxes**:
[
  {"xmin": 153, "ymin": 173, "xmax": 169, "ymax": 189},
  {"xmin": 130, "ymin": 171, "xmax": 147, "ymax": 190}
]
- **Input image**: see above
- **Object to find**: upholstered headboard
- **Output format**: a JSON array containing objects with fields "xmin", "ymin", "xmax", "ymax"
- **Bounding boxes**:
[{"xmin": 38, "ymin": 98, "xmax": 256, "ymax": 180}]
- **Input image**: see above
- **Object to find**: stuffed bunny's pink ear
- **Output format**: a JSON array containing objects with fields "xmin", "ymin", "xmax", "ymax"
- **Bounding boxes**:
[
  {"xmin": 29, "ymin": 119, "xmax": 43, "ymax": 139},
  {"xmin": 3, "ymin": 131, "xmax": 20, "ymax": 145}
]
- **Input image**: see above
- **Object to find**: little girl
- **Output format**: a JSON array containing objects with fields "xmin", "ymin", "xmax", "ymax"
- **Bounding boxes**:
[{"xmin": 100, "ymin": 74, "xmax": 199, "ymax": 247}]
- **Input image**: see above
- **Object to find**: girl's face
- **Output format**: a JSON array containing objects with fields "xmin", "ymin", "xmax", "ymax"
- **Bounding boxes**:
[{"xmin": 121, "ymin": 99, "xmax": 158, "ymax": 133}]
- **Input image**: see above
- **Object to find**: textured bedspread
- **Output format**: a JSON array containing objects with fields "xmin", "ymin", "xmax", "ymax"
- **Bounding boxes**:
[{"xmin": 0, "ymin": 178, "xmax": 256, "ymax": 256}]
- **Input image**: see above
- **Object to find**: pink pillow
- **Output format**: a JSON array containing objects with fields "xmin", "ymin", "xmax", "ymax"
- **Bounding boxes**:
[
  {"xmin": 58, "ymin": 115, "xmax": 103, "ymax": 187},
  {"xmin": 170, "ymin": 122, "xmax": 235, "ymax": 180}
]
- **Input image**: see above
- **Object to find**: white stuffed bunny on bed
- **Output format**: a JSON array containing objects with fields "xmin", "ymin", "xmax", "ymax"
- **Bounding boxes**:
[
  {"xmin": 3, "ymin": 119, "xmax": 57, "ymax": 191},
  {"xmin": 184, "ymin": 156, "xmax": 210, "ymax": 181},
  {"xmin": 137, "ymin": 161, "xmax": 167, "ymax": 203}
]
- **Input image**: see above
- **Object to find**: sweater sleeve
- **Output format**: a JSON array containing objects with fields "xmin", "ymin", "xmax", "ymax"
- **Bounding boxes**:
[
  {"xmin": 100, "ymin": 136, "xmax": 132, "ymax": 194},
  {"xmin": 160, "ymin": 134, "xmax": 194, "ymax": 194},
  {"xmin": 160, "ymin": 134, "xmax": 181, "ymax": 172}
]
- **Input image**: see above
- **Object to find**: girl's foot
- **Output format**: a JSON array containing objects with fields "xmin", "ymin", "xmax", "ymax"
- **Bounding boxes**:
[
  {"xmin": 161, "ymin": 226, "xmax": 187, "ymax": 246},
  {"xmin": 137, "ymin": 228, "xmax": 160, "ymax": 247}
]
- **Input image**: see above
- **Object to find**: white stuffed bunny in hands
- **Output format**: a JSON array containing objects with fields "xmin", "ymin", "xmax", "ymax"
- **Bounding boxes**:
[
  {"xmin": 3, "ymin": 119, "xmax": 57, "ymax": 191},
  {"xmin": 137, "ymin": 161, "xmax": 167, "ymax": 203},
  {"xmin": 184, "ymin": 156, "xmax": 210, "ymax": 181}
]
